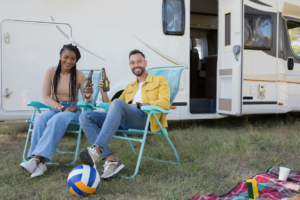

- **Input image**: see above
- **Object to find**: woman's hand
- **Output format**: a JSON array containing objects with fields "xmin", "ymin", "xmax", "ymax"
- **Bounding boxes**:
[
  {"xmin": 84, "ymin": 83, "xmax": 93, "ymax": 99},
  {"xmin": 64, "ymin": 106, "xmax": 77, "ymax": 112},
  {"xmin": 99, "ymin": 80, "xmax": 110, "ymax": 93}
]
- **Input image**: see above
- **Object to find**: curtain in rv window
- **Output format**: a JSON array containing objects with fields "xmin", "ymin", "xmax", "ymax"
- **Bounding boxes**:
[
  {"xmin": 287, "ymin": 21, "xmax": 300, "ymax": 57},
  {"xmin": 162, "ymin": 0, "xmax": 185, "ymax": 35},
  {"xmin": 244, "ymin": 15, "xmax": 273, "ymax": 50}
]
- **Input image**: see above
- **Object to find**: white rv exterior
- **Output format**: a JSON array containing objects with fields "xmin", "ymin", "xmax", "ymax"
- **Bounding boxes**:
[{"xmin": 0, "ymin": 0, "xmax": 300, "ymax": 121}]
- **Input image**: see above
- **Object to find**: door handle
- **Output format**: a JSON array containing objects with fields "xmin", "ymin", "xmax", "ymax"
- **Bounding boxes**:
[
  {"xmin": 233, "ymin": 45, "xmax": 241, "ymax": 61},
  {"xmin": 3, "ymin": 88, "xmax": 12, "ymax": 98},
  {"xmin": 288, "ymin": 57, "xmax": 294, "ymax": 70}
]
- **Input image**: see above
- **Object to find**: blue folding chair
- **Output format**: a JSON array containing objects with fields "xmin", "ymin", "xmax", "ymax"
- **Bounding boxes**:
[
  {"xmin": 22, "ymin": 69, "xmax": 102, "ymax": 166},
  {"xmin": 97, "ymin": 65, "xmax": 185, "ymax": 179}
]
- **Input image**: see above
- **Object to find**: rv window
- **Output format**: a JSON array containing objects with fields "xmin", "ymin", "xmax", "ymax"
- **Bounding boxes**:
[
  {"xmin": 162, "ymin": 0, "xmax": 185, "ymax": 35},
  {"xmin": 244, "ymin": 15, "xmax": 272, "ymax": 50},
  {"xmin": 225, "ymin": 13, "xmax": 231, "ymax": 46},
  {"xmin": 287, "ymin": 21, "xmax": 300, "ymax": 57}
]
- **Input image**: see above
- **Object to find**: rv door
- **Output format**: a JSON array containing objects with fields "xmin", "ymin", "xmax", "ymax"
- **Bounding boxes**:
[
  {"xmin": 217, "ymin": 0, "xmax": 244, "ymax": 116},
  {"xmin": 1, "ymin": 20, "xmax": 71, "ymax": 119}
]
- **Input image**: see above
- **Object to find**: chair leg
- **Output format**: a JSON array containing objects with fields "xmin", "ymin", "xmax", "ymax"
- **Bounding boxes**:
[
  {"xmin": 114, "ymin": 115, "xmax": 152, "ymax": 180},
  {"xmin": 65, "ymin": 129, "xmax": 82, "ymax": 166},
  {"xmin": 115, "ymin": 129, "xmax": 180, "ymax": 180},
  {"xmin": 48, "ymin": 129, "xmax": 82, "ymax": 166},
  {"xmin": 22, "ymin": 128, "xmax": 32, "ymax": 163},
  {"xmin": 161, "ymin": 128, "xmax": 180, "ymax": 164},
  {"xmin": 55, "ymin": 148, "xmax": 75, "ymax": 154},
  {"xmin": 22, "ymin": 108, "xmax": 37, "ymax": 163},
  {"xmin": 123, "ymin": 133, "xmax": 137, "ymax": 155},
  {"xmin": 140, "ymin": 114, "xmax": 180, "ymax": 164},
  {"xmin": 113, "ymin": 113, "xmax": 180, "ymax": 180},
  {"xmin": 127, "ymin": 134, "xmax": 148, "ymax": 180}
]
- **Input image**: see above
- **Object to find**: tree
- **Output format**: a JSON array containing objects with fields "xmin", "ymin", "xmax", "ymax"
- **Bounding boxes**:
[{"xmin": 288, "ymin": 27, "xmax": 300, "ymax": 45}]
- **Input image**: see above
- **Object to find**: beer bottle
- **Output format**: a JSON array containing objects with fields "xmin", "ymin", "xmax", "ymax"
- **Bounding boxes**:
[
  {"xmin": 102, "ymin": 68, "xmax": 110, "ymax": 92},
  {"xmin": 83, "ymin": 70, "xmax": 93, "ymax": 92}
]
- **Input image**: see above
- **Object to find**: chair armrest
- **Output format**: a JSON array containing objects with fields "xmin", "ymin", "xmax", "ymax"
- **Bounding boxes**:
[
  {"xmin": 96, "ymin": 102, "xmax": 111, "ymax": 110},
  {"xmin": 27, "ymin": 101, "xmax": 51, "ymax": 109},
  {"xmin": 141, "ymin": 106, "xmax": 171, "ymax": 114},
  {"xmin": 77, "ymin": 101, "xmax": 96, "ymax": 110}
]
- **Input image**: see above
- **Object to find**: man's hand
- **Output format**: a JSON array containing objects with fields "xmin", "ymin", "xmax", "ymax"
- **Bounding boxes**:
[
  {"xmin": 65, "ymin": 106, "xmax": 77, "ymax": 112},
  {"xmin": 99, "ymin": 80, "xmax": 110, "ymax": 93},
  {"xmin": 130, "ymin": 104, "xmax": 137, "ymax": 107},
  {"xmin": 84, "ymin": 84, "xmax": 93, "ymax": 99}
]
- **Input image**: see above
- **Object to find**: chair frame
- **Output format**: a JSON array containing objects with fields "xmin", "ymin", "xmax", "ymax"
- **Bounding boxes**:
[
  {"xmin": 97, "ymin": 65, "xmax": 185, "ymax": 179},
  {"xmin": 22, "ymin": 69, "xmax": 101, "ymax": 166}
]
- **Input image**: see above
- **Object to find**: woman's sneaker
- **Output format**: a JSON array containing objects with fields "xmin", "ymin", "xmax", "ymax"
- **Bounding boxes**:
[
  {"xmin": 101, "ymin": 159, "xmax": 125, "ymax": 179},
  {"xmin": 79, "ymin": 147, "xmax": 100, "ymax": 168},
  {"xmin": 20, "ymin": 158, "xmax": 40, "ymax": 174},
  {"xmin": 30, "ymin": 163, "xmax": 47, "ymax": 178}
]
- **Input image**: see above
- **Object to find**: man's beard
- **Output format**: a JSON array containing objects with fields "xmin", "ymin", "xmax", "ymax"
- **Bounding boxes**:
[{"xmin": 131, "ymin": 66, "xmax": 145, "ymax": 76}]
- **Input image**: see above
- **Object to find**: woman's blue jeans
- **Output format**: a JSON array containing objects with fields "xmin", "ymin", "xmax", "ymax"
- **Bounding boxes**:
[
  {"xmin": 80, "ymin": 99, "xmax": 149, "ymax": 160},
  {"xmin": 28, "ymin": 101, "xmax": 81, "ymax": 162}
]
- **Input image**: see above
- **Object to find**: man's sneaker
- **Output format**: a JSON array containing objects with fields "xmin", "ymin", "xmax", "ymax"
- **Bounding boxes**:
[
  {"xmin": 30, "ymin": 162, "xmax": 47, "ymax": 178},
  {"xmin": 101, "ymin": 159, "xmax": 125, "ymax": 179},
  {"xmin": 20, "ymin": 158, "xmax": 40, "ymax": 174},
  {"xmin": 79, "ymin": 147, "xmax": 100, "ymax": 168}
]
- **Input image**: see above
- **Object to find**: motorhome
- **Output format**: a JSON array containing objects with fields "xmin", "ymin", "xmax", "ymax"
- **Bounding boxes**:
[{"xmin": 1, "ymin": 0, "xmax": 300, "ymax": 121}]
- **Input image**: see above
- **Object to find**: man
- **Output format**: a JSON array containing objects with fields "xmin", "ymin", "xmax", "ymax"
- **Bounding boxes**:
[{"xmin": 79, "ymin": 49, "xmax": 170, "ymax": 179}]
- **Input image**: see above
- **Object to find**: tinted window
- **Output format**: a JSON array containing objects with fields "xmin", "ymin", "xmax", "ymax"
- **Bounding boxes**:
[
  {"xmin": 225, "ymin": 13, "xmax": 231, "ymax": 46},
  {"xmin": 287, "ymin": 21, "xmax": 300, "ymax": 57},
  {"xmin": 162, "ymin": 0, "xmax": 185, "ymax": 35},
  {"xmin": 244, "ymin": 15, "xmax": 272, "ymax": 50}
]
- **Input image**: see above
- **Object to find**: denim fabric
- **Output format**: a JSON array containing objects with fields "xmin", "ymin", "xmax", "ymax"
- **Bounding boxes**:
[
  {"xmin": 28, "ymin": 101, "xmax": 81, "ymax": 162},
  {"xmin": 80, "ymin": 99, "xmax": 149, "ymax": 160}
]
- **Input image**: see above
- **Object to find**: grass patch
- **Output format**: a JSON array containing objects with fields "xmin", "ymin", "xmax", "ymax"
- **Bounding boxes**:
[{"xmin": 1, "ymin": 114, "xmax": 300, "ymax": 199}]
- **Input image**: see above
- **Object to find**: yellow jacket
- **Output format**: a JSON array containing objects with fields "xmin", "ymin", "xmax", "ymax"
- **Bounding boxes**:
[{"xmin": 118, "ymin": 73, "xmax": 170, "ymax": 132}]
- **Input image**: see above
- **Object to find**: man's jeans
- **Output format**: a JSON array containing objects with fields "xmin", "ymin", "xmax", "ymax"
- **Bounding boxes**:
[
  {"xmin": 80, "ymin": 99, "xmax": 149, "ymax": 160},
  {"xmin": 28, "ymin": 101, "xmax": 81, "ymax": 162}
]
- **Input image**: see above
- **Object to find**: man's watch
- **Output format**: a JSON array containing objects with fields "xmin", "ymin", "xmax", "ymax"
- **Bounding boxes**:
[
  {"xmin": 136, "ymin": 102, "xmax": 141, "ymax": 110},
  {"xmin": 61, "ymin": 107, "xmax": 65, "ymax": 112}
]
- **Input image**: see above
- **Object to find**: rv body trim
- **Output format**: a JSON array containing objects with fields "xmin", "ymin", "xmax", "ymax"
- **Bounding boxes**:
[{"xmin": 243, "ymin": 101, "xmax": 277, "ymax": 105}]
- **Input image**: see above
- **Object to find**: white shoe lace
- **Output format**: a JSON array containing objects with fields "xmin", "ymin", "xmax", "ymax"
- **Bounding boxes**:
[
  {"xmin": 103, "ymin": 160, "xmax": 118, "ymax": 172},
  {"xmin": 87, "ymin": 147, "xmax": 98, "ymax": 155},
  {"xmin": 103, "ymin": 162, "xmax": 113, "ymax": 172},
  {"xmin": 31, "ymin": 158, "xmax": 40, "ymax": 163}
]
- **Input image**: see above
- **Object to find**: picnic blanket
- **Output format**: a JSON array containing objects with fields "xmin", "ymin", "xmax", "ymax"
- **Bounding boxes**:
[{"xmin": 191, "ymin": 167, "xmax": 300, "ymax": 200}]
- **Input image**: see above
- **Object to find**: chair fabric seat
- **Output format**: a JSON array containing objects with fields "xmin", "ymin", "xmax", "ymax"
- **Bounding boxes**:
[{"xmin": 147, "ymin": 69, "xmax": 182, "ymax": 105}]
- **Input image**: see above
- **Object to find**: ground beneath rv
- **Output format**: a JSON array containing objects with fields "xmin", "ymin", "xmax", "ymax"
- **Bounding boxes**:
[{"xmin": 1, "ymin": 114, "xmax": 300, "ymax": 200}]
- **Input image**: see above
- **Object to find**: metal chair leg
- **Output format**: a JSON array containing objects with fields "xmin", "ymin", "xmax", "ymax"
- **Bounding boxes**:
[
  {"xmin": 161, "ymin": 128, "xmax": 180, "ymax": 164},
  {"xmin": 22, "ymin": 107, "xmax": 37, "ymax": 163},
  {"xmin": 66, "ymin": 129, "xmax": 82, "ymax": 166},
  {"xmin": 123, "ymin": 133, "xmax": 137, "ymax": 155},
  {"xmin": 22, "ymin": 129, "xmax": 32, "ymax": 163}
]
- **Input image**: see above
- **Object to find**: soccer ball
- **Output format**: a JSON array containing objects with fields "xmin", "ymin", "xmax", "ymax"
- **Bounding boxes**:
[{"xmin": 67, "ymin": 165, "xmax": 100, "ymax": 197}]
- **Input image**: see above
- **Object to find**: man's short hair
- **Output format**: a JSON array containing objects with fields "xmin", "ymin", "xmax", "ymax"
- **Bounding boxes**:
[{"xmin": 129, "ymin": 49, "xmax": 145, "ymax": 59}]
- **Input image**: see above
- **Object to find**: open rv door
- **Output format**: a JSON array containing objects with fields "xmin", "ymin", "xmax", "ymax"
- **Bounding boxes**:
[{"xmin": 217, "ymin": 0, "xmax": 243, "ymax": 116}]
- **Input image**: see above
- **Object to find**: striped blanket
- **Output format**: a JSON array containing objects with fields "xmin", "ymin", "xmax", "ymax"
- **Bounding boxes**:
[{"xmin": 191, "ymin": 167, "xmax": 300, "ymax": 200}]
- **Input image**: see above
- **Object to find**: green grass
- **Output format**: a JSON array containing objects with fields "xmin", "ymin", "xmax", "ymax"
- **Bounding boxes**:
[{"xmin": 1, "ymin": 113, "xmax": 300, "ymax": 199}]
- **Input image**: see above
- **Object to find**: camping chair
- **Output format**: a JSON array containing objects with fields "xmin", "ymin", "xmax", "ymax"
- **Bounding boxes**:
[
  {"xmin": 22, "ymin": 69, "xmax": 102, "ymax": 166},
  {"xmin": 97, "ymin": 65, "xmax": 185, "ymax": 179}
]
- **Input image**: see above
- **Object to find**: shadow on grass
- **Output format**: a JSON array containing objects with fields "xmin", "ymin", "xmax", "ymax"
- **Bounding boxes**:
[{"xmin": 168, "ymin": 113, "xmax": 300, "ymax": 131}]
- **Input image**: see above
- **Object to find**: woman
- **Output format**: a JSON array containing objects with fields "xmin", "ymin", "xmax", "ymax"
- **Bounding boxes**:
[{"xmin": 20, "ymin": 44, "xmax": 93, "ymax": 178}]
